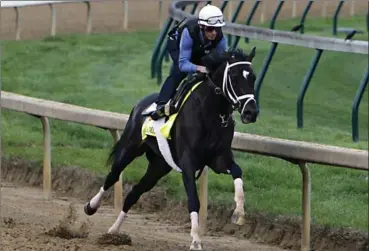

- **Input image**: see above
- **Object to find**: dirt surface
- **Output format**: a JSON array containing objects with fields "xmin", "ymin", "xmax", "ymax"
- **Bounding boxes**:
[
  {"xmin": 1, "ymin": 181, "xmax": 288, "ymax": 251},
  {"xmin": 1, "ymin": 158, "xmax": 368, "ymax": 251}
]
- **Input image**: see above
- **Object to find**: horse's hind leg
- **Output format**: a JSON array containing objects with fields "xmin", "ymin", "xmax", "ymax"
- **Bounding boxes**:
[
  {"xmin": 108, "ymin": 152, "xmax": 171, "ymax": 234},
  {"xmin": 84, "ymin": 144, "xmax": 143, "ymax": 216}
]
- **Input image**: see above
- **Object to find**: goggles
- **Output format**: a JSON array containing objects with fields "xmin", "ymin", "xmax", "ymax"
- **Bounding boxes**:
[{"xmin": 200, "ymin": 16, "xmax": 224, "ymax": 26}]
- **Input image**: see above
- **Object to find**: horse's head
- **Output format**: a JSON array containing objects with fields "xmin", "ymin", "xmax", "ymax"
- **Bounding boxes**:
[{"xmin": 202, "ymin": 47, "xmax": 258, "ymax": 124}]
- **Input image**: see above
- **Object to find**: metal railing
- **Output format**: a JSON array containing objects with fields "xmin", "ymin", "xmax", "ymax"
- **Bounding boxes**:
[{"xmin": 151, "ymin": 0, "xmax": 368, "ymax": 142}]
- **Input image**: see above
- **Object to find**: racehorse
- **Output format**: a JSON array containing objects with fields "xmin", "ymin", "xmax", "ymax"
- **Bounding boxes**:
[{"xmin": 84, "ymin": 47, "xmax": 259, "ymax": 251}]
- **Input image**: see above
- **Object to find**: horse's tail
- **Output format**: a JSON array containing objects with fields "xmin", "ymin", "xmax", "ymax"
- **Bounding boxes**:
[
  {"xmin": 106, "ymin": 105, "xmax": 137, "ymax": 166},
  {"xmin": 106, "ymin": 92, "xmax": 158, "ymax": 167},
  {"xmin": 106, "ymin": 134, "xmax": 125, "ymax": 166}
]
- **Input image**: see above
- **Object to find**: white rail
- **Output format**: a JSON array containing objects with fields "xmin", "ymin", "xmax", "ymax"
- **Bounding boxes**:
[{"xmin": 1, "ymin": 0, "xmax": 166, "ymax": 40}]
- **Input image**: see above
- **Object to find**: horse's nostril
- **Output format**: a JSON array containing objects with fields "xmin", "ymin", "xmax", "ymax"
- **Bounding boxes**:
[{"xmin": 241, "ymin": 109, "xmax": 258, "ymax": 124}]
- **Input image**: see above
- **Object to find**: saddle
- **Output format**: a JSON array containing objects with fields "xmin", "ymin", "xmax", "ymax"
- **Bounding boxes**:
[
  {"xmin": 141, "ymin": 80, "xmax": 203, "ymax": 140},
  {"xmin": 162, "ymin": 73, "xmax": 206, "ymax": 118},
  {"xmin": 174, "ymin": 74, "xmax": 204, "ymax": 108}
]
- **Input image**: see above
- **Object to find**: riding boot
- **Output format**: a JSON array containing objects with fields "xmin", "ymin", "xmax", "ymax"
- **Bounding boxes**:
[{"xmin": 150, "ymin": 101, "xmax": 167, "ymax": 121}]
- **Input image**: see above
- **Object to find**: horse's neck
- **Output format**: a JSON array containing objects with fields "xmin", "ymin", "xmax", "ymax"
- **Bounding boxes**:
[{"xmin": 197, "ymin": 79, "xmax": 233, "ymax": 122}]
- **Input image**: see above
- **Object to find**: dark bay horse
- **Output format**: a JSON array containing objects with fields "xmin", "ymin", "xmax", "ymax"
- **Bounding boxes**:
[{"xmin": 84, "ymin": 47, "xmax": 258, "ymax": 251}]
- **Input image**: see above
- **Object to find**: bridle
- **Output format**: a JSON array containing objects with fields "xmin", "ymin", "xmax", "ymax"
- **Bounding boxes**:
[
  {"xmin": 206, "ymin": 61, "xmax": 256, "ymax": 126},
  {"xmin": 221, "ymin": 61, "xmax": 256, "ymax": 114}
]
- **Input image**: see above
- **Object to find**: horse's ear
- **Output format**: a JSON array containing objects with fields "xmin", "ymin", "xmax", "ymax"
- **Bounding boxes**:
[
  {"xmin": 201, "ymin": 50, "xmax": 223, "ymax": 72},
  {"xmin": 201, "ymin": 51, "xmax": 214, "ymax": 70},
  {"xmin": 248, "ymin": 47, "xmax": 256, "ymax": 62}
]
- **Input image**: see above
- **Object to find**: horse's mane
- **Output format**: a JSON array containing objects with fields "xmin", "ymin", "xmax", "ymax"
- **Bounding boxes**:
[{"xmin": 201, "ymin": 48, "xmax": 250, "ymax": 73}]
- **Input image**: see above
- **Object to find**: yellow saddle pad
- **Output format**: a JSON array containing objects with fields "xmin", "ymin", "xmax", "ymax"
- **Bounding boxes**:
[{"xmin": 141, "ymin": 81, "xmax": 201, "ymax": 140}]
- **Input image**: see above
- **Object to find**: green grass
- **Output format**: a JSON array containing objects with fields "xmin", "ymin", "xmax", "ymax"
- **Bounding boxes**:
[{"xmin": 1, "ymin": 16, "xmax": 368, "ymax": 232}]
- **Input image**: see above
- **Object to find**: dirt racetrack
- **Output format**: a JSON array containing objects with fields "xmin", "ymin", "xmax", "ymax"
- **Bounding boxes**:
[
  {"xmin": 1, "ymin": 181, "xmax": 287, "ymax": 251},
  {"xmin": 1, "ymin": 158, "xmax": 368, "ymax": 251}
]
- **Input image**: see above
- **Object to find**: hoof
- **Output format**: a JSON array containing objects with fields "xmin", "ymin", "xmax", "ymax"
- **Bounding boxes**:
[
  {"xmin": 84, "ymin": 202, "xmax": 98, "ymax": 216},
  {"xmin": 190, "ymin": 241, "xmax": 203, "ymax": 251},
  {"xmin": 108, "ymin": 226, "xmax": 119, "ymax": 235},
  {"xmin": 231, "ymin": 211, "xmax": 245, "ymax": 226}
]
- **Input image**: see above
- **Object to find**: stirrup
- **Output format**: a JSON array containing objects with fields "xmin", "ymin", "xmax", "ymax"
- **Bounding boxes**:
[
  {"xmin": 150, "ymin": 102, "xmax": 166, "ymax": 120},
  {"xmin": 142, "ymin": 103, "xmax": 157, "ymax": 116},
  {"xmin": 164, "ymin": 103, "xmax": 171, "ymax": 116},
  {"xmin": 151, "ymin": 112, "xmax": 164, "ymax": 121},
  {"xmin": 150, "ymin": 101, "xmax": 174, "ymax": 121}
]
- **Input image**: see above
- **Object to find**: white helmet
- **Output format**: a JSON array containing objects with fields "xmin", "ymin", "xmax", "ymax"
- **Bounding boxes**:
[{"xmin": 198, "ymin": 4, "xmax": 225, "ymax": 27}]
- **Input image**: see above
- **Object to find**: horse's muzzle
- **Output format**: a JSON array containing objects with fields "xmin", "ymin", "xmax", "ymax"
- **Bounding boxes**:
[{"xmin": 240, "ymin": 110, "xmax": 258, "ymax": 124}]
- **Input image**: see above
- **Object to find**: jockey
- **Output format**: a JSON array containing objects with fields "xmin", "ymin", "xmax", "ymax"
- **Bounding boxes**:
[{"xmin": 145, "ymin": 4, "xmax": 227, "ymax": 120}]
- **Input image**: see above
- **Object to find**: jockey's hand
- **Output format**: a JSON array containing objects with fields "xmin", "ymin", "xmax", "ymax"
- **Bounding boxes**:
[{"xmin": 196, "ymin": 65, "xmax": 208, "ymax": 74}]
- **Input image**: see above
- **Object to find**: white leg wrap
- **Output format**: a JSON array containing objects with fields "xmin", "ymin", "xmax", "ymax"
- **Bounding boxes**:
[
  {"xmin": 234, "ymin": 178, "xmax": 245, "ymax": 214},
  {"xmin": 108, "ymin": 211, "xmax": 127, "ymax": 234},
  {"xmin": 190, "ymin": 212, "xmax": 200, "ymax": 242},
  {"xmin": 90, "ymin": 187, "xmax": 105, "ymax": 208}
]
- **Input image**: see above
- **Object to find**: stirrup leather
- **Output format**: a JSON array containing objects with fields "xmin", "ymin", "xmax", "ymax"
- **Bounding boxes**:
[{"xmin": 164, "ymin": 102, "xmax": 172, "ymax": 116}]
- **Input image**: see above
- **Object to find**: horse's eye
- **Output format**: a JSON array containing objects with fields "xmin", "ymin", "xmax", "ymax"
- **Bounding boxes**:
[{"xmin": 243, "ymin": 70, "xmax": 249, "ymax": 79}]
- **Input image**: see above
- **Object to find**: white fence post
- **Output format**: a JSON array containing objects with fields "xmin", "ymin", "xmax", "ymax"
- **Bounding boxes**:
[
  {"xmin": 49, "ymin": 4, "xmax": 57, "ymax": 36},
  {"xmin": 110, "ymin": 129, "xmax": 123, "ymax": 212},
  {"xmin": 350, "ymin": 0, "xmax": 355, "ymax": 17},
  {"xmin": 227, "ymin": 0, "xmax": 233, "ymax": 22},
  {"xmin": 86, "ymin": 1, "xmax": 92, "ymax": 34},
  {"xmin": 123, "ymin": 0, "xmax": 128, "ymax": 30},
  {"xmin": 159, "ymin": 0, "xmax": 163, "ymax": 28},
  {"xmin": 14, "ymin": 7, "xmax": 21, "ymax": 40},
  {"xmin": 292, "ymin": 0, "xmax": 297, "ymax": 18},
  {"xmin": 299, "ymin": 162, "xmax": 311, "ymax": 251},
  {"xmin": 260, "ymin": 1, "xmax": 265, "ymax": 24},
  {"xmin": 322, "ymin": 1, "xmax": 327, "ymax": 18},
  {"xmin": 40, "ymin": 117, "xmax": 52, "ymax": 200}
]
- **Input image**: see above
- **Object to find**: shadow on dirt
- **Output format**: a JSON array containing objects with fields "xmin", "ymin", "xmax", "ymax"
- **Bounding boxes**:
[{"xmin": 2, "ymin": 157, "xmax": 368, "ymax": 251}]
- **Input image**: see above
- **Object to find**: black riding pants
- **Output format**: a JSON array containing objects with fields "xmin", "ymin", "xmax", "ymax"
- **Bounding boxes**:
[{"xmin": 156, "ymin": 38, "xmax": 187, "ymax": 104}]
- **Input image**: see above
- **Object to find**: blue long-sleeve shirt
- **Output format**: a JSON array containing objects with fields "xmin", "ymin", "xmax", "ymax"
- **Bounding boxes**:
[{"xmin": 178, "ymin": 28, "xmax": 227, "ymax": 73}]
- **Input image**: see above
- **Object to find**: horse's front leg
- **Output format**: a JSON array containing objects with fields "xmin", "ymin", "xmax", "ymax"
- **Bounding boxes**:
[
  {"xmin": 210, "ymin": 154, "xmax": 246, "ymax": 226},
  {"xmin": 229, "ymin": 161, "xmax": 246, "ymax": 226},
  {"xmin": 180, "ymin": 153, "xmax": 203, "ymax": 251}
]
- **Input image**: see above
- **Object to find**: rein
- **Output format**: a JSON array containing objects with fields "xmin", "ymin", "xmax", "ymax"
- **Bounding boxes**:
[{"xmin": 205, "ymin": 60, "xmax": 256, "ymax": 127}]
